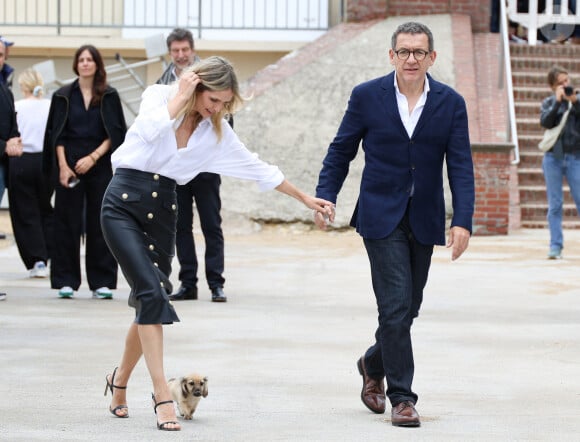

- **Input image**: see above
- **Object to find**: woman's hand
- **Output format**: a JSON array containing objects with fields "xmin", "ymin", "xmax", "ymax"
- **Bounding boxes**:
[
  {"xmin": 74, "ymin": 155, "xmax": 96, "ymax": 175},
  {"xmin": 168, "ymin": 71, "xmax": 201, "ymax": 119},
  {"xmin": 177, "ymin": 71, "xmax": 201, "ymax": 100},
  {"xmin": 274, "ymin": 179, "xmax": 335, "ymax": 223},
  {"xmin": 59, "ymin": 165, "xmax": 77, "ymax": 188},
  {"xmin": 5, "ymin": 137, "xmax": 22, "ymax": 157}
]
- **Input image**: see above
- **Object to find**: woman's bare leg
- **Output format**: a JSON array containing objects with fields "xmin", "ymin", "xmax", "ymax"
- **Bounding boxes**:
[
  {"xmin": 107, "ymin": 322, "xmax": 143, "ymax": 416},
  {"xmin": 138, "ymin": 324, "xmax": 180, "ymax": 430}
]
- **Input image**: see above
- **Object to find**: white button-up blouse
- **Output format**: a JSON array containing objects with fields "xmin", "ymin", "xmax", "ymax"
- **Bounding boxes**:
[{"xmin": 112, "ymin": 84, "xmax": 284, "ymax": 190}]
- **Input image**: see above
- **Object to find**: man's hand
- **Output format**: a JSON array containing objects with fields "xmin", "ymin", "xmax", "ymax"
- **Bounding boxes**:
[
  {"xmin": 314, "ymin": 205, "xmax": 335, "ymax": 230},
  {"xmin": 446, "ymin": 226, "xmax": 470, "ymax": 261}
]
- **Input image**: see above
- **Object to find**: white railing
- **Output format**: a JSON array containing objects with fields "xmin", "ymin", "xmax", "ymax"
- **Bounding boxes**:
[
  {"xmin": 501, "ymin": 0, "xmax": 520, "ymax": 164},
  {"xmin": 0, "ymin": 0, "xmax": 335, "ymax": 39},
  {"xmin": 507, "ymin": 0, "xmax": 580, "ymax": 45}
]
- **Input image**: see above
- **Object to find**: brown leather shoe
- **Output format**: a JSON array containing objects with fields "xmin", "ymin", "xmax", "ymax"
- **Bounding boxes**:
[
  {"xmin": 391, "ymin": 400, "xmax": 420, "ymax": 427},
  {"xmin": 356, "ymin": 356, "xmax": 386, "ymax": 414}
]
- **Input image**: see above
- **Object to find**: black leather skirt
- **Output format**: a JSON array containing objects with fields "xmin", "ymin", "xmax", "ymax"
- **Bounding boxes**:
[{"xmin": 101, "ymin": 168, "xmax": 180, "ymax": 325}]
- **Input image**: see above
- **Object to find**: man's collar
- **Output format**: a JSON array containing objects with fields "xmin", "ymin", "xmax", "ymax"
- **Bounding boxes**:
[{"xmin": 393, "ymin": 74, "xmax": 430, "ymax": 94}]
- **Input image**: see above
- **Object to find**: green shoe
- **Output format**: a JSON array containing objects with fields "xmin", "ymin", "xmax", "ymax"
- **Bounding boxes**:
[
  {"xmin": 547, "ymin": 247, "xmax": 562, "ymax": 259},
  {"xmin": 58, "ymin": 286, "xmax": 74, "ymax": 298},
  {"xmin": 93, "ymin": 287, "xmax": 113, "ymax": 299}
]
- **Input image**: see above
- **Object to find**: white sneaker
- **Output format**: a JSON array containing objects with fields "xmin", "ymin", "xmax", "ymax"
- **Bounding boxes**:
[
  {"xmin": 0, "ymin": 293, "xmax": 6, "ymax": 301},
  {"xmin": 58, "ymin": 286, "xmax": 74, "ymax": 298},
  {"xmin": 93, "ymin": 287, "xmax": 113, "ymax": 299},
  {"xmin": 547, "ymin": 247, "xmax": 562, "ymax": 260},
  {"xmin": 30, "ymin": 261, "xmax": 48, "ymax": 278}
]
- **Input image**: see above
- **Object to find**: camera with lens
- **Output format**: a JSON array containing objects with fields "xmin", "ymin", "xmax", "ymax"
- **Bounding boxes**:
[{"xmin": 564, "ymin": 85, "xmax": 575, "ymax": 96}]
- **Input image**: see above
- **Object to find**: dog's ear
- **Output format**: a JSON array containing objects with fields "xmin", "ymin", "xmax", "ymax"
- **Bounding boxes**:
[
  {"xmin": 180, "ymin": 377, "xmax": 190, "ymax": 397},
  {"xmin": 202, "ymin": 376, "xmax": 209, "ymax": 397}
]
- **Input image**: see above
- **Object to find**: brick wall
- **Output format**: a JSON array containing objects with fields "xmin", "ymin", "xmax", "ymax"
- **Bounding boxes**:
[
  {"xmin": 472, "ymin": 144, "xmax": 515, "ymax": 235},
  {"xmin": 346, "ymin": 0, "xmax": 491, "ymax": 33}
]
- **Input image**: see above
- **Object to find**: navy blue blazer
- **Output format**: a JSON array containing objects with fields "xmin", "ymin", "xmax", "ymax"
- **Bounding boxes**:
[{"xmin": 316, "ymin": 72, "xmax": 474, "ymax": 245}]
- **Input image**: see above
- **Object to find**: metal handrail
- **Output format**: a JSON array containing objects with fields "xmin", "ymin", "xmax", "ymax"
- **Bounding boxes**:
[{"xmin": 500, "ymin": 0, "xmax": 520, "ymax": 165}]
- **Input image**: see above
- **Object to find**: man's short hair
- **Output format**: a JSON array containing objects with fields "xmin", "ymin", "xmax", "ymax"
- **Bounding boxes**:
[
  {"xmin": 391, "ymin": 22, "xmax": 434, "ymax": 52},
  {"xmin": 166, "ymin": 28, "xmax": 194, "ymax": 50},
  {"xmin": 0, "ymin": 36, "xmax": 14, "ymax": 47}
]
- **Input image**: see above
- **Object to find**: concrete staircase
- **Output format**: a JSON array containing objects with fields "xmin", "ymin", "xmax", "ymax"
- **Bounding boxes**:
[{"xmin": 510, "ymin": 43, "xmax": 580, "ymax": 228}]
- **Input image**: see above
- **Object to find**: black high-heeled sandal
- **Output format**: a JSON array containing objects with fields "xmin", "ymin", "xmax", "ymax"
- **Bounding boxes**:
[
  {"xmin": 151, "ymin": 393, "xmax": 181, "ymax": 431},
  {"xmin": 104, "ymin": 367, "xmax": 129, "ymax": 418}
]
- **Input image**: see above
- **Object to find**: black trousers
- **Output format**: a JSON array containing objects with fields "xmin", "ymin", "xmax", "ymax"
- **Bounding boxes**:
[
  {"xmin": 175, "ymin": 172, "xmax": 225, "ymax": 290},
  {"xmin": 8, "ymin": 153, "xmax": 54, "ymax": 269},
  {"xmin": 362, "ymin": 207, "xmax": 433, "ymax": 406},
  {"xmin": 51, "ymin": 161, "xmax": 117, "ymax": 291}
]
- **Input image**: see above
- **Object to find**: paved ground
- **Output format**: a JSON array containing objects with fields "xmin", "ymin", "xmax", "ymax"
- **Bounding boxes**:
[{"xmin": 1, "ymin": 208, "xmax": 580, "ymax": 441}]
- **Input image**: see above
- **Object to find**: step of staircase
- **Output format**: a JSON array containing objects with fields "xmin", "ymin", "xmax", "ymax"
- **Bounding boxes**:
[
  {"xmin": 515, "ymin": 101, "xmax": 541, "ymax": 118},
  {"xmin": 519, "ymin": 185, "xmax": 576, "ymax": 203},
  {"xmin": 517, "ymin": 117, "xmax": 544, "ymax": 134},
  {"xmin": 510, "ymin": 56, "xmax": 580, "ymax": 72},
  {"xmin": 512, "ymin": 71, "xmax": 580, "ymax": 87},
  {"xmin": 521, "ymin": 219, "xmax": 580, "ymax": 229},
  {"xmin": 519, "ymin": 150, "xmax": 544, "ymax": 168},
  {"xmin": 513, "ymin": 85, "xmax": 553, "ymax": 102},
  {"xmin": 521, "ymin": 202, "xmax": 579, "ymax": 220}
]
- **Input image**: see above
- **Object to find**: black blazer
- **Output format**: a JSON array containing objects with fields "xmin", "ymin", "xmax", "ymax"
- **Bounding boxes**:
[
  {"xmin": 42, "ymin": 80, "xmax": 127, "ymax": 175},
  {"xmin": 0, "ymin": 83, "xmax": 19, "ymax": 187}
]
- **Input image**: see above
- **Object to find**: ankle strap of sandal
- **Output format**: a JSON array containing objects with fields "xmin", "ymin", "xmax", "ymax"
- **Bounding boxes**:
[{"xmin": 152, "ymin": 393, "xmax": 174, "ymax": 414}]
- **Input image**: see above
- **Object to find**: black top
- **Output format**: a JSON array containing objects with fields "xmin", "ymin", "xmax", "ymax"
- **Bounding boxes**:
[
  {"xmin": 43, "ymin": 80, "xmax": 127, "ymax": 176},
  {"xmin": 56, "ymin": 82, "xmax": 107, "ymax": 154}
]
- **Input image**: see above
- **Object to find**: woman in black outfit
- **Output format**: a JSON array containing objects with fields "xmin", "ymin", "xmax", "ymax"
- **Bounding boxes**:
[{"xmin": 43, "ymin": 44, "xmax": 126, "ymax": 299}]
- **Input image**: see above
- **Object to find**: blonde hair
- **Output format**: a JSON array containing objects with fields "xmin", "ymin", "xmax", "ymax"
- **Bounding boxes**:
[
  {"xmin": 18, "ymin": 68, "xmax": 45, "ymax": 97},
  {"xmin": 174, "ymin": 56, "xmax": 243, "ymax": 142}
]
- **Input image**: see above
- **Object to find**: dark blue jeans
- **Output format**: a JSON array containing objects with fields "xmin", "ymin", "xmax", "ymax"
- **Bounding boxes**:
[{"xmin": 362, "ymin": 211, "xmax": 433, "ymax": 406}]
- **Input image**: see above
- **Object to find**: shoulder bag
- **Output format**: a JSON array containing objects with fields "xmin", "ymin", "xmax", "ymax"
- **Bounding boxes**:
[{"xmin": 538, "ymin": 102, "xmax": 571, "ymax": 152}]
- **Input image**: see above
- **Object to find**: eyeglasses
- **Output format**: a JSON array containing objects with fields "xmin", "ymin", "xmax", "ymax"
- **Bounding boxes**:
[{"xmin": 394, "ymin": 49, "xmax": 430, "ymax": 61}]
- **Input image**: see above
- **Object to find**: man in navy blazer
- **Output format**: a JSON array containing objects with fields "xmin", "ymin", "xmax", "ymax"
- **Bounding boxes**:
[{"xmin": 315, "ymin": 22, "xmax": 474, "ymax": 427}]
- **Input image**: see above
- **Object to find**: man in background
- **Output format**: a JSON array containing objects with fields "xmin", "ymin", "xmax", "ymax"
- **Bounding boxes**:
[
  {"xmin": 0, "ymin": 36, "xmax": 14, "ymax": 89},
  {"xmin": 158, "ymin": 28, "xmax": 228, "ymax": 303}
]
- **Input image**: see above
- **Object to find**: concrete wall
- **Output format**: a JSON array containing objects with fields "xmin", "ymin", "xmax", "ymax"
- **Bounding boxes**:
[{"xmin": 221, "ymin": 15, "xmax": 456, "ymax": 228}]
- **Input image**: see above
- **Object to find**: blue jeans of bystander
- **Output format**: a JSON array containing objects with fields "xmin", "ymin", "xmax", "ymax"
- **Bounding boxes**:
[{"xmin": 542, "ymin": 152, "xmax": 580, "ymax": 250}]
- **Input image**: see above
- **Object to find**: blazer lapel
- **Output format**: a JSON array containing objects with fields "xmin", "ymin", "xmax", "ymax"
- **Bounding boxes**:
[
  {"xmin": 412, "ymin": 74, "xmax": 443, "ymax": 138},
  {"xmin": 380, "ymin": 73, "xmax": 407, "ymax": 133}
]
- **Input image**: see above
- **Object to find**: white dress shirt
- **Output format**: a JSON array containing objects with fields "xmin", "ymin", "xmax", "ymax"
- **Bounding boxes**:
[
  {"xmin": 112, "ymin": 84, "xmax": 284, "ymax": 190},
  {"xmin": 393, "ymin": 75, "xmax": 430, "ymax": 196},
  {"xmin": 15, "ymin": 98, "xmax": 51, "ymax": 154},
  {"xmin": 394, "ymin": 74, "xmax": 430, "ymax": 138}
]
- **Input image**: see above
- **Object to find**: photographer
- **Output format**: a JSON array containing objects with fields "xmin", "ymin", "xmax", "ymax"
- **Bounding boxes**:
[{"xmin": 540, "ymin": 65, "xmax": 580, "ymax": 259}]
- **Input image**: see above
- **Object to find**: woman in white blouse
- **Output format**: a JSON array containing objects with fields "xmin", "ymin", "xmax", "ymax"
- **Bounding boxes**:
[
  {"xmin": 10, "ymin": 68, "xmax": 53, "ymax": 278},
  {"xmin": 101, "ymin": 56, "xmax": 334, "ymax": 431}
]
